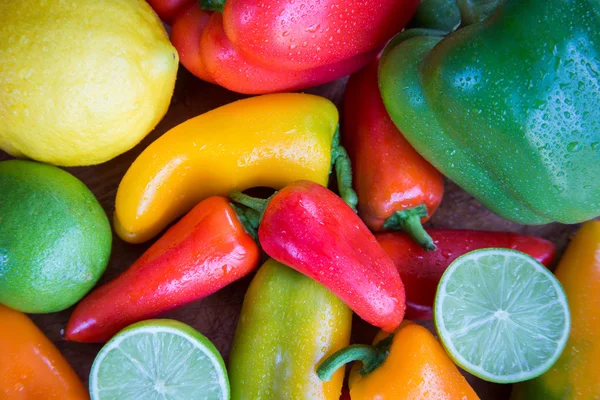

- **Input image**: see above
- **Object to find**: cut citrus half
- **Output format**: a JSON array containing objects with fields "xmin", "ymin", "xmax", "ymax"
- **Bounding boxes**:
[
  {"xmin": 434, "ymin": 248, "xmax": 570, "ymax": 383},
  {"xmin": 89, "ymin": 319, "xmax": 229, "ymax": 400}
]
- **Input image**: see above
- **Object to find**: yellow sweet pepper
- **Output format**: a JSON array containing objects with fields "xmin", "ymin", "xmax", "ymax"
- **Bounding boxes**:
[
  {"xmin": 114, "ymin": 93, "xmax": 339, "ymax": 243},
  {"xmin": 318, "ymin": 321, "xmax": 479, "ymax": 399},
  {"xmin": 512, "ymin": 221, "xmax": 600, "ymax": 399}
]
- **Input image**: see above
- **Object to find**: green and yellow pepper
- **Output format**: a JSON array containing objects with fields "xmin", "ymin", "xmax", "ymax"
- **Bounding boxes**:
[
  {"xmin": 512, "ymin": 221, "xmax": 600, "ymax": 399},
  {"xmin": 318, "ymin": 321, "xmax": 479, "ymax": 399},
  {"xmin": 228, "ymin": 259, "xmax": 352, "ymax": 399},
  {"xmin": 114, "ymin": 93, "xmax": 339, "ymax": 243},
  {"xmin": 380, "ymin": 0, "xmax": 600, "ymax": 225}
]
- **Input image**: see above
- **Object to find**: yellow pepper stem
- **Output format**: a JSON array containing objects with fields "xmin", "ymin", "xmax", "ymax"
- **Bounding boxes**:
[
  {"xmin": 331, "ymin": 128, "xmax": 358, "ymax": 213},
  {"xmin": 317, "ymin": 335, "xmax": 393, "ymax": 381}
]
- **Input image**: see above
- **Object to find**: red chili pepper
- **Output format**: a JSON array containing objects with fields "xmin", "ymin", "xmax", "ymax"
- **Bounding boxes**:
[
  {"xmin": 343, "ymin": 57, "xmax": 444, "ymax": 251},
  {"xmin": 151, "ymin": 0, "xmax": 420, "ymax": 94},
  {"xmin": 377, "ymin": 229, "xmax": 557, "ymax": 320},
  {"xmin": 65, "ymin": 196, "xmax": 260, "ymax": 343},
  {"xmin": 231, "ymin": 181, "xmax": 406, "ymax": 333}
]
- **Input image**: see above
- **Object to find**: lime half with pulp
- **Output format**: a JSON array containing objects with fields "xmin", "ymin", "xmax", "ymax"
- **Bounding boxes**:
[
  {"xmin": 90, "ymin": 319, "xmax": 229, "ymax": 400},
  {"xmin": 434, "ymin": 248, "xmax": 570, "ymax": 383}
]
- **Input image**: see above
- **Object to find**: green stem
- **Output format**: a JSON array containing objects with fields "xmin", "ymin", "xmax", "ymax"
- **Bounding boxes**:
[
  {"xmin": 229, "ymin": 191, "xmax": 275, "ymax": 226},
  {"xmin": 317, "ymin": 335, "xmax": 394, "ymax": 381},
  {"xmin": 230, "ymin": 203, "xmax": 260, "ymax": 241},
  {"xmin": 331, "ymin": 127, "xmax": 358, "ymax": 212},
  {"xmin": 199, "ymin": 0, "xmax": 225, "ymax": 12},
  {"xmin": 383, "ymin": 205, "xmax": 436, "ymax": 251}
]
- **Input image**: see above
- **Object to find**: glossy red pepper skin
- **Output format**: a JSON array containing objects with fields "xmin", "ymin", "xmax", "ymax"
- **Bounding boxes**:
[
  {"xmin": 198, "ymin": 12, "xmax": 378, "ymax": 94},
  {"xmin": 343, "ymin": 58, "xmax": 443, "ymax": 249},
  {"xmin": 65, "ymin": 196, "xmax": 260, "ymax": 343},
  {"xmin": 258, "ymin": 181, "xmax": 406, "ymax": 332},
  {"xmin": 152, "ymin": 0, "xmax": 419, "ymax": 94},
  {"xmin": 377, "ymin": 229, "xmax": 557, "ymax": 320},
  {"xmin": 222, "ymin": 0, "xmax": 419, "ymax": 71}
]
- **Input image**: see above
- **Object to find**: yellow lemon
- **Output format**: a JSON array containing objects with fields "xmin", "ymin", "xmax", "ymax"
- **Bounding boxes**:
[{"xmin": 0, "ymin": 0, "xmax": 178, "ymax": 166}]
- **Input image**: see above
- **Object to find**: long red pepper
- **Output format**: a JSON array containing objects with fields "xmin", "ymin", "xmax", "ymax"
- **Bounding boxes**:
[
  {"xmin": 377, "ymin": 229, "xmax": 557, "ymax": 320},
  {"xmin": 66, "ymin": 196, "xmax": 260, "ymax": 343},
  {"xmin": 231, "ymin": 181, "xmax": 406, "ymax": 333},
  {"xmin": 343, "ymin": 57, "xmax": 443, "ymax": 251}
]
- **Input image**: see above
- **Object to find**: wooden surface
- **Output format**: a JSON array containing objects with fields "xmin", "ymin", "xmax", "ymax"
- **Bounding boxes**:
[{"xmin": 0, "ymin": 67, "xmax": 579, "ymax": 399}]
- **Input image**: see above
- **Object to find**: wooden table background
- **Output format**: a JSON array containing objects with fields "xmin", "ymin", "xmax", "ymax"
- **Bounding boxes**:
[{"xmin": 0, "ymin": 67, "xmax": 579, "ymax": 399}]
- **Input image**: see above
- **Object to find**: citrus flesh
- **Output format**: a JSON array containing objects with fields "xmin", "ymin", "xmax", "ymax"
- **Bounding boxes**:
[{"xmin": 434, "ymin": 249, "xmax": 570, "ymax": 383}]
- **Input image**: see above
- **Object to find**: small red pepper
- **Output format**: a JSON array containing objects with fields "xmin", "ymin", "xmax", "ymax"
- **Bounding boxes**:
[
  {"xmin": 343, "ymin": 57, "xmax": 444, "ymax": 251},
  {"xmin": 377, "ymin": 229, "xmax": 557, "ymax": 320},
  {"xmin": 151, "ymin": 0, "xmax": 420, "ymax": 94},
  {"xmin": 65, "ymin": 196, "xmax": 260, "ymax": 343},
  {"xmin": 231, "ymin": 181, "xmax": 406, "ymax": 333}
]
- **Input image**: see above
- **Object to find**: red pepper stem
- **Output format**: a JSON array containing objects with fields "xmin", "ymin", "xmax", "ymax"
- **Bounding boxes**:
[
  {"xmin": 230, "ymin": 203, "xmax": 260, "ymax": 240},
  {"xmin": 199, "ymin": 0, "xmax": 224, "ymax": 13},
  {"xmin": 317, "ymin": 334, "xmax": 393, "ymax": 382},
  {"xmin": 331, "ymin": 127, "xmax": 358, "ymax": 212},
  {"xmin": 383, "ymin": 205, "xmax": 436, "ymax": 251},
  {"xmin": 229, "ymin": 191, "xmax": 274, "ymax": 223}
]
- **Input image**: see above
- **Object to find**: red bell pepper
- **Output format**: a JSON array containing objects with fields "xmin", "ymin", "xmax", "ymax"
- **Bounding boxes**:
[
  {"xmin": 150, "ymin": 0, "xmax": 420, "ymax": 94},
  {"xmin": 65, "ymin": 196, "xmax": 260, "ymax": 343},
  {"xmin": 343, "ymin": 57, "xmax": 443, "ymax": 251},
  {"xmin": 377, "ymin": 229, "xmax": 557, "ymax": 320},
  {"xmin": 231, "ymin": 181, "xmax": 406, "ymax": 332}
]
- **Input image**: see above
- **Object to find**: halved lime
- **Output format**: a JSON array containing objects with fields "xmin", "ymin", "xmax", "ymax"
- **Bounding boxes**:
[
  {"xmin": 90, "ymin": 319, "xmax": 229, "ymax": 400},
  {"xmin": 434, "ymin": 248, "xmax": 570, "ymax": 384}
]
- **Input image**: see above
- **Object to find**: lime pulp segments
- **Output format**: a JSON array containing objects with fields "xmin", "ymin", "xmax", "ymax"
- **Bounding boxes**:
[
  {"xmin": 90, "ymin": 319, "xmax": 229, "ymax": 400},
  {"xmin": 434, "ymin": 248, "xmax": 570, "ymax": 383}
]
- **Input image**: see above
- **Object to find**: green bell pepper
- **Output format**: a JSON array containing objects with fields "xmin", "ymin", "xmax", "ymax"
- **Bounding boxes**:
[
  {"xmin": 379, "ymin": 0, "xmax": 600, "ymax": 225},
  {"xmin": 228, "ymin": 259, "xmax": 352, "ymax": 400}
]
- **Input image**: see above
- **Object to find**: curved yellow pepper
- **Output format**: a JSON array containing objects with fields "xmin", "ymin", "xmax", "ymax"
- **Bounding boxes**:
[
  {"xmin": 512, "ymin": 221, "xmax": 600, "ymax": 399},
  {"xmin": 115, "ymin": 93, "xmax": 338, "ymax": 243}
]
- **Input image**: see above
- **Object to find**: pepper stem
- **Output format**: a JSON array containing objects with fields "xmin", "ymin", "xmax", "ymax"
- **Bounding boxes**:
[
  {"xmin": 317, "ymin": 334, "xmax": 394, "ymax": 382},
  {"xmin": 199, "ymin": 0, "xmax": 225, "ymax": 13},
  {"xmin": 331, "ymin": 127, "xmax": 358, "ymax": 212},
  {"xmin": 230, "ymin": 203, "xmax": 260, "ymax": 240},
  {"xmin": 383, "ymin": 205, "xmax": 436, "ymax": 251}
]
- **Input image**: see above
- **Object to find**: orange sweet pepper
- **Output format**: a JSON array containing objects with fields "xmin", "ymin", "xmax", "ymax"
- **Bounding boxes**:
[
  {"xmin": 318, "ymin": 321, "xmax": 479, "ymax": 399},
  {"xmin": 0, "ymin": 305, "xmax": 88, "ymax": 399}
]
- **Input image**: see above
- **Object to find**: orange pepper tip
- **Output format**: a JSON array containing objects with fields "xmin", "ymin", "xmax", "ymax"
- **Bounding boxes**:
[
  {"xmin": 317, "ymin": 334, "xmax": 393, "ymax": 382},
  {"xmin": 382, "ymin": 204, "xmax": 436, "ymax": 251}
]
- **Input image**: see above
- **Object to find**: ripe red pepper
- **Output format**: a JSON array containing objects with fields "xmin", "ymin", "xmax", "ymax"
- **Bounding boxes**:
[
  {"xmin": 152, "ymin": 0, "xmax": 420, "ymax": 94},
  {"xmin": 377, "ymin": 229, "xmax": 557, "ymax": 320},
  {"xmin": 65, "ymin": 196, "xmax": 260, "ymax": 343},
  {"xmin": 231, "ymin": 181, "xmax": 406, "ymax": 332},
  {"xmin": 343, "ymin": 57, "xmax": 443, "ymax": 251}
]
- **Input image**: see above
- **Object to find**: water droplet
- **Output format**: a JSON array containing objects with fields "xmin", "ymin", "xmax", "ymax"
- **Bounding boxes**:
[
  {"xmin": 591, "ymin": 142, "xmax": 600, "ymax": 150},
  {"xmin": 567, "ymin": 142, "xmax": 582, "ymax": 152}
]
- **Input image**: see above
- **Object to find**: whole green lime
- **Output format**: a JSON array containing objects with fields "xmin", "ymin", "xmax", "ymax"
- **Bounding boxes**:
[{"xmin": 0, "ymin": 160, "xmax": 112, "ymax": 313}]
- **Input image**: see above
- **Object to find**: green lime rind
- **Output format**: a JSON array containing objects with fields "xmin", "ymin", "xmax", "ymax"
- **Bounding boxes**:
[
  {"xmin": 0, "ymin": 160, "xmax": 111, "ymax": 313},
  {"xmin": 90, "ymin": 319, "xmax": 230, "ymax": 400},
  {"xmin": 434, "ymin": 248, "xmax": 570, "ymax": 384}
]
